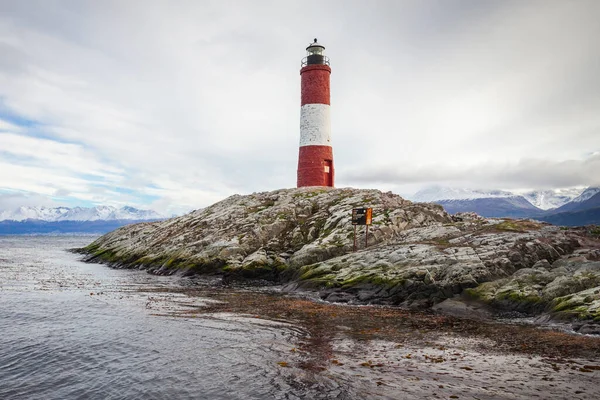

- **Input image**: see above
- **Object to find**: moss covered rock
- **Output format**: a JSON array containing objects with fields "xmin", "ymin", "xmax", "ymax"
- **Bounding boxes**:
[
  {"xmin": 77, "ymin": 187, "xmax": 600, "ymax": 322},
  {"xmin": 79, "ymin": 187, "xmax": 450, "ymax": 279}
]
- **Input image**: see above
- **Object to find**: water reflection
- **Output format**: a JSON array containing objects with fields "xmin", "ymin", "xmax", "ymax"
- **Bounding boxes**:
[{"xmin": 1, "ymin": 236, "xmax": 600, "ymax": 400}]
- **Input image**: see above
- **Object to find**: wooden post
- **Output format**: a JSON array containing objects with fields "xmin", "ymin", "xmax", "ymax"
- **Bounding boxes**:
[
  {"xmin": 365, "ymin": 225, "xmax": 369, "ymax": 248},
  {"xmin": 353, "ymin": 225, "xmax": 357, "ymax": 252}
]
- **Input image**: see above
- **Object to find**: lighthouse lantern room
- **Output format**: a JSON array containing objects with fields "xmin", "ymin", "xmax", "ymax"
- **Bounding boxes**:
[{"xmin": 297, "ymin": 38, "xmax": 334, "ymax": 188}]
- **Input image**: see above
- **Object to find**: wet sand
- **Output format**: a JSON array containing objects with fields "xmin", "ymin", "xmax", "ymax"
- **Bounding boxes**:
[{"xmin": 141, "ymin": 284, "xmax": 600, "ymax": 399}]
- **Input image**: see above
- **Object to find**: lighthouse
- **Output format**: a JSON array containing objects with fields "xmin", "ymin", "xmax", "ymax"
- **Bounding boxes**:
[{"xmin": 297, "ymin": 39, "xmax": 334, "ymax": 188}]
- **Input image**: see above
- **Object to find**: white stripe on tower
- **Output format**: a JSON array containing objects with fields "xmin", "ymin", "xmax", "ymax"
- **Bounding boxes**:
[{"xmin": 299, "ymin": 104, "xmax": 331, "ymax": 147}]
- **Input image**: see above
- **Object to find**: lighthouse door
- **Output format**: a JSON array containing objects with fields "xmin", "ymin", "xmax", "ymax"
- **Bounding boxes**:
[{"xmin": 324, "ymin": 160, "xmax": 333, "ymax": 186}]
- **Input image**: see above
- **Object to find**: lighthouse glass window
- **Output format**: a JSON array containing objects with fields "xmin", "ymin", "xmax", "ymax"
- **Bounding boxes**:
[
  {"xmin": 308, "ymin": 47, "xmax": 323, "ymax": 56},
  {"xmin": 324, "ymin": 165, "xmax": 330, "ymax": 173}
]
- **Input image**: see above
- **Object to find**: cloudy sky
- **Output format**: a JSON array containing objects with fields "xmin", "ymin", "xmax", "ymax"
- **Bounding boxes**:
[{"xmin": 0, "ymin": 0, "xmax": 599, "ymax": 214}]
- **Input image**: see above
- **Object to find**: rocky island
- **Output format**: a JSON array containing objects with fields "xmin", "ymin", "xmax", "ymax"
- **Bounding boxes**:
[{"xmin": 78, "ymin": 187, "xmax": 600, "ymax": 333}]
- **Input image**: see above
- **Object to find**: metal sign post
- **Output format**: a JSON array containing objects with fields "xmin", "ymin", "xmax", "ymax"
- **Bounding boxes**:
[{"xmin": 351, "ymin": 207, "xmax": 373, "ymax": 251}]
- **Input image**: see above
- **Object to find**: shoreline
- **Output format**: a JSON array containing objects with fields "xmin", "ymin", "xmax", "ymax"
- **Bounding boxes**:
[
  {"xmin": 75, "ymin": 248, "xmax": 600, "ymax": 336},
  {"xmin": 70, "ymin": 188, "xmax": 600, "ymax": 337},
  {"xmin": 138, "ymin": 283, "xmax": 600, "ymax": 398},
  {"xmin": 68, "ymin": 233, "xmax": 600, "ymax": 398},
  {"xmin": 141, "ymin": 281, "xmax": 600, "ymax": 359}
]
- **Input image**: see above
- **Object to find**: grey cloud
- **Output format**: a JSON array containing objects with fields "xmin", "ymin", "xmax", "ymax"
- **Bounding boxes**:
[
  {"xmin": 0, "ymin": 0, "xmax": 599, "ymax": 212},
  {"xmin": 0, "ymin": 43, "xmax": 30, "ymax": 74},
  {"xmin": 343, "ymin": 154, "xmax": 600, "ymax": 189},
  {"xmin": 0, "ymin": 192, "xmax": 59, "ymax": 210},
  {"xmin": 53, "ymin": 188, "xmax": 71, "ymax": 197}
]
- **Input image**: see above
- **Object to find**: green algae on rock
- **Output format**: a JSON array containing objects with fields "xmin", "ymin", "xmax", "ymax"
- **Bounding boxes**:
[
  {"xmin": 293, "ymin": 221, "xmax": 581, "ymax": 307},
  {"xmin": 77, "ymin": 187, "xmax": 600, "ymax": 325},
  {"xmin": 79, "ymin": 187, "xmax": 449, "ymax": 279}
]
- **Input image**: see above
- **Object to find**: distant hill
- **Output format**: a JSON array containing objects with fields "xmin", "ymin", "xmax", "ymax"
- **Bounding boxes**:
[
  {"xmin": 538, "ymin": 207, "xmax": 600, "ymax": 227},
  {"xmin": 520, "ymin": 188, "xmax": 582, "ymax": 210},
  {"xmin": 412, "ymin": 186, "xmax": 516, "ymax": 203},
  {"xmin": 412, "ymin": 186, "xmax": 543, "ymax": 218},
  {"xmin": 411, "ymin": 185, "xmax": 599, "ymax": 226},
  {"xmin": 536, "ymin": 189, "xmax": 600, "ymax": 226},
  {"xmin": 0, "ymin": 205, "xmax": 163, "ymax": 222},
  {"xmin": 0, "ymin": 219, "xmax": 160, "ymax": 235},
  {"xmin": 548, "ymin": 188, "xmax": 600, "ymax": 214},
  {"xmin": 436, "ymin": 196, "xmax": 544, "ymax": 218},
  {"xmin": 0, "ymin": 205, "xmax": 165, "ymax": 234}
]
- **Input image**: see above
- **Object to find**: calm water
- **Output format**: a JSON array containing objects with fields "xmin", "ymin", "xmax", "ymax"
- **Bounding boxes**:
[
  {"xmin": 2, "ymin": 236, "xmax": 600, "ymax": 400},
  {"xmin": 0, "ymin": 236, "xmax": 322, "ymax": 400}
]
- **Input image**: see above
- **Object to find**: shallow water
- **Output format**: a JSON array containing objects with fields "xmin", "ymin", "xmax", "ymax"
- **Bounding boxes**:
[
  {"xmin": 0, "ymin": 236, "xmax": 309, "ymax": 399},
  {"xmin": 1, "ymin": 236, "xmax": 599, "ymax": 399}
]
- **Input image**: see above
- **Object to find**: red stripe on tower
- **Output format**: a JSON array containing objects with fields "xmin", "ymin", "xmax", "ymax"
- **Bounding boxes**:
[{"xmin": 297, "ymin": 38, "xmax": 334, "ymax": 188}]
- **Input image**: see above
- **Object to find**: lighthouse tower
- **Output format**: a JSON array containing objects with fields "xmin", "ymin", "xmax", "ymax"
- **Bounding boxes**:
[{"xmin": 297, "ymin": 39, "xmax": 334, "ymax": 188}]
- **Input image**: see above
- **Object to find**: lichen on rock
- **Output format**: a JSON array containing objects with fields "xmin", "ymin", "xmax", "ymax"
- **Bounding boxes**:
[
  {"xmin": 77, "ymin": 187, "xmax": 600, "ymax": 324},
  {"xmin": 80, "ymin": 187, "xmax": 449, "ymax": 279}
]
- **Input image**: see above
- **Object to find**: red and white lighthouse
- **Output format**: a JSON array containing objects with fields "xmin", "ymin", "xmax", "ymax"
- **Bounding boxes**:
[{"xmin": 297, "ymin": 39, "xmax": 334, "ymax": 187}]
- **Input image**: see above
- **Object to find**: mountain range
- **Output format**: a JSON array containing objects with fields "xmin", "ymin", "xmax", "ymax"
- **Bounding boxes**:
[
  {"xmin": 411, "ymin": 186, "xmax": 600, "ymax": 226},
  {"xmin": 3, "ymin": 186, "xmax": 599, "ymax": 234},
  {"xmin": 0, "ymin": 205, "xmax": 163, "ymax": 222},
  {"xmin": 0, "ymin": 205, "xmax": 164, "ymax": 234},
  {"xmin": 520, "ymin": 188, "xmax": 586, "ymax": 210}
]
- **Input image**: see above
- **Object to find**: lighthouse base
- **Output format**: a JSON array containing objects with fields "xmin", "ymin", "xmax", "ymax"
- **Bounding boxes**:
[{"xmin": 297, "ymin": 145, "xmax": 334, "ymax": 187}]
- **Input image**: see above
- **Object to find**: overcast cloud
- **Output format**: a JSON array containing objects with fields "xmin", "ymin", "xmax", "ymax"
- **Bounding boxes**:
[{"xmin": 0, "ymin": 0, "xmax": 598, "ymax": 214}]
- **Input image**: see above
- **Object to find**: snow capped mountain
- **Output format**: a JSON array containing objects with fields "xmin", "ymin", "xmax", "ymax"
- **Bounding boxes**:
[
  {"xmin": 411, "ymin": 185, "xmax": 589, "ymax": 211},
  {"xmin": 0, "ymin": 206, "xmax": 71, "ymax": 222},
  {"xmin": 434, "ymin": 196, "xmax": 543, "ymax": 218},
  {"xmin": 538, "ymin": 187, "xmax": 600, "ymax": 226},
  {"xmin": 520, "ymin": 188, "xmax": 584, "ymax": 210},
  {"xmin": 409, "ymin": 186, "xmax": 542, "ymax": 218},
  {"xmin": 408, "ymin": 185, "xmax": 600, "ymax": 223},
  {"xmin": 0, "ymin": 205, "xmax": 164, "ymax": 222},
  {"xmin": 571, "ymin": 187, "xmax": 600, "ymax": 203},
  {"xmin": 411, "ymin": 186, "xmax": 515, "ymax": 203}
]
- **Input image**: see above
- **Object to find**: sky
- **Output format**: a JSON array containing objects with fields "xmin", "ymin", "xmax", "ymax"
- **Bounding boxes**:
[{"xmin": 0, "ymin": 0, "xmax": 599, "ymax": 215}]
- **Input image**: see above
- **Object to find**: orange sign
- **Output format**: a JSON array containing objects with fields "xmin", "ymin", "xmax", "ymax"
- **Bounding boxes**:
[{"xmin": 352, "ymin": 208, "xmax": 373, "ymax": 225}]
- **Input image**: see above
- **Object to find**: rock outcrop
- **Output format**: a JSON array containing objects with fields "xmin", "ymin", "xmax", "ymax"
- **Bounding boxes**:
[
  {"xmin": 79, "ymin": 187, "xmax": 600, "ymax": 325},
  {"xmin": 81, "ymin": 187, "xmax": 449, "ymax": 278}
]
